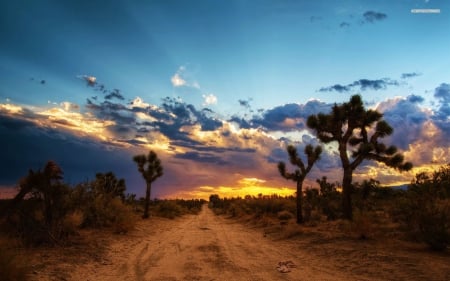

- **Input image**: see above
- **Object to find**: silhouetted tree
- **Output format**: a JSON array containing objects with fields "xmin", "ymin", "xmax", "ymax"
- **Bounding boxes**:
[
  {"xmin": 133, "ymin": 151, "xmax": 163, "ymax": 218},
  {"xmin": 307, "ymin": 94, "xmax": 412, "ymax": 220},
  {"xmin": 6, "ymin": 161, "xmax": 72, "ymax": 244},
  {"xmin": 316, "ymin": 176, "xmax": 340, "ymax": 220},
  {"xmin": 278, "ymin": 144, "xmax": 322, "ymax": 224},
  {"xmin": 92, "ymin": 172, "xmax": 126, "ymax": 200}
]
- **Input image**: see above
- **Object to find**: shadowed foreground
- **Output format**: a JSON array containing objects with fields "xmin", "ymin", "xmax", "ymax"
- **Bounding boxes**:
[{"xmin": 31, "ymin": 205, "xmax": 449, "ymax": 281}]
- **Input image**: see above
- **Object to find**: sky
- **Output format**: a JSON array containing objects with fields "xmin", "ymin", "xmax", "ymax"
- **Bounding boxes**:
[{"xmin": 1, "ymin": 0, "xmax": 450, "ymax": 199}]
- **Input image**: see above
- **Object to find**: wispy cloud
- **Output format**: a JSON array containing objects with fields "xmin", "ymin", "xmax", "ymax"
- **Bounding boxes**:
[
  {"xmin": 170, "ymin": 65, "xmax": 200, "ymax": 89},
  {"xmin": 202, "ymin": 93, "xmax": 218, "ymax": 105},
  {"xmin": 362, "ymin": 11, "xmax": 387, "ymax": 23},
  {"xmin": 171, "ymin": 73, "xmax": 187, "ymax": 87},
  {"xmin": 318, "ymin": 78, "xmax": 400, "ymax": 93},
  {"xmin": 401, "ymin": 72, "xmax": 422, "ymax": 79}
]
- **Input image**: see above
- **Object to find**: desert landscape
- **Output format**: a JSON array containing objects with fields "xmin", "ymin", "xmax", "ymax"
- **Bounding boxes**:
[
  {"xmin": 11, "ymin": 205, "xmax": 446, "ymax": 281},
  {"xmin": 2, "ymin": 1, "xmax": 450, "ymax": 280}
]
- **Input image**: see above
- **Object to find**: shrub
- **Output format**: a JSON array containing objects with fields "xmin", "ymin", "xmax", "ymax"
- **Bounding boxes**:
[
  {"xmin": 153, "ymin": 200, "xmax": 184, "ymax": 219},
  {"xmin": 277, "ymin": 210, "xmax": 294, "ymax": 221},
  {"xmin": 392, "ymin": 166, "xmax": 450, "ymax": 251}
]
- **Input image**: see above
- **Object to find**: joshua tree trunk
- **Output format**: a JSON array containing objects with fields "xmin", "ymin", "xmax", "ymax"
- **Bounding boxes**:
[
  {"xmin": 342, "ymin": 167, "xmax": 353, "ymax": 220},
  {"xmin": 143, "ymin": 182, "xmax": 152, "ymax": 219},
  {"xmin": 296, "ymin": 178, "xmax": 304, "ymax": 224}
]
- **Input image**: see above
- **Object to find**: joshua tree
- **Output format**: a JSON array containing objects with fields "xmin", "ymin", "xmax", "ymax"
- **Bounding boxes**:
[
  {"xmin": 278, "ymin": 144, "xmax": 322, "ymax": 224},
  {"xmin": 133, "ymin": 151, "xmax": 163, "ymax": 218},
  {"xmin": 307, "ymin": 94, "xmax": 412, "ymax": 220},
  {"xmin": 92, "ymin": 172, "xmax": 126, "ymax": 200}
]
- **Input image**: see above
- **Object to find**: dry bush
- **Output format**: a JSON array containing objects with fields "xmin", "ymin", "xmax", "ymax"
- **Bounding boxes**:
[
  {"xmin": 153, "ymin": 200, "xmax": 184, "ymax": 219},
  {"xmin": 82, "ymin": 196, "xmax": 136, "ymax": 233},
  {"xmin": 0, "ymin": 236, "xmax": 29, "ymax": 281},
  {"xmin": 277, "ymin": 210, "xmax": 294, "ymax": 221}
]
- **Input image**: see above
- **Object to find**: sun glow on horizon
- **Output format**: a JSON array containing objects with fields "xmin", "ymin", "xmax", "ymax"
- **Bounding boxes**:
[{"xmin": 168, "ymin": 177, "xmax": 295, "ymax": 200}]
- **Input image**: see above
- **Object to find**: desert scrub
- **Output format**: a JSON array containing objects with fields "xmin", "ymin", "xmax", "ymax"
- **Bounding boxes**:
[
  {"xmin": 277, "ymin": 210, "xmax": 294, "ymax": 221},
  {"xmin": 392, "ymin": 166, "xmax": 450, "ymax": 251},
  {"xmin": 153, "ymin": 200, "xmax": 184, "ymax": 219}
]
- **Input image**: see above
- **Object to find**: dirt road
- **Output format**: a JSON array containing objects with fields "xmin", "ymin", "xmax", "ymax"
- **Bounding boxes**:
[
  {"xmin": 64, "ymin": 206, "xmax": 350, "ymax": 281},
  {"xmin": 33, "ymin": 205, "xmax": 449, "ymax": 281}
]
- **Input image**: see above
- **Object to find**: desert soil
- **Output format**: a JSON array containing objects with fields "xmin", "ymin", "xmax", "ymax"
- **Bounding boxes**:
[{"xmin": 30, "ymin": 205, "xmax": 450, "ymax": 281}]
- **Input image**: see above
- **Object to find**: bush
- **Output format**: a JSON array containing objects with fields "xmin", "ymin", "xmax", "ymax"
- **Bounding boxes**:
[
  {"xmin": 82, "ymin": 196, "xmax": 136, "ymax": 232},
  {"xmin": 277, "ymin": 210, "xmax": 294, "ymax": 221},
  {"xmin": 392, "ymin": 167, "xmax": 450, "ymax": 251},
  {"xmin": 153, "ymin": 200, "xmax": 184, "ymax": 219}
]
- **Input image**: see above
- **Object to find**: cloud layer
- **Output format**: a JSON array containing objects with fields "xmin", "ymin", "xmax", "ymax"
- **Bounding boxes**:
[{"xmin": 2, "ymin": 79, "xmax": 450, "ymax": 198}]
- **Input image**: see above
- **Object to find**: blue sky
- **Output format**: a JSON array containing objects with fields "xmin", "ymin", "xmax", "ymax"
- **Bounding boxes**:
[{"xmin": 1, "ymin": 0, "xmax": 449, "ymax": 198}]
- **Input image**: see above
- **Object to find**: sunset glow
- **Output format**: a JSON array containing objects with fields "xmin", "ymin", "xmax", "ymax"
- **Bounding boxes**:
[{"xmin": 1, "ymin": 0, "xmax": 449, "ymax": 199}]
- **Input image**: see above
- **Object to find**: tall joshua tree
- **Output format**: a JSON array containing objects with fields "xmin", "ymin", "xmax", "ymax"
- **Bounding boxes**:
[
  {"xmin": 133, "ymin": 151, "xmax": 163, "ymax": 219},
  {"xmin": 278, "ymin": 144, "xmax": 322, "ymax": 224},
  {"xmin": 307, "ymin": 94, "xmax": 412, "ymax": 220}
]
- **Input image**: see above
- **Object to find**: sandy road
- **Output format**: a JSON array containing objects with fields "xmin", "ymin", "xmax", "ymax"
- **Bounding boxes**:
[{"xmin": 68, "ymin": 205, "xmax": 350, "ymax": 281}]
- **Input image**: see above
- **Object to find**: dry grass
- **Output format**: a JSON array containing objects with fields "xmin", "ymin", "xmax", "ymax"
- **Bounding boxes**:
[{"xmin": 0, "ymin": 235, "xmax": 29, "ymax": 281}]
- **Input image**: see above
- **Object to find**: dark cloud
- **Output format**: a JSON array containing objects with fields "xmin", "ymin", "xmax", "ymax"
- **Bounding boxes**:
[
  {"xmin": 339, "ymin": 22, "xmax": 350, "ymax": 28},
  {"xmin": 379, "ymin": 97, "xmax": 428, "ymax": 150},
  {"xmin": 319, "ymin": 78, "xmax": 399, "ymax": 93},
  {"xmin": 252, "ymin": 100, "xmax": 332, "ymax": 131},
  {"xmin": 362, "ymin": 11, "xmax": 387, "ymax": 23},
  {"xmin": 401, "ymin": 72, "xmax": 421, "ymax": 79},
  {"xmin": 432, "ymin": 83, "xmax": 450, "ymax": 138},
  {"xmin": 105, "ymin": 89, "xmax": 125, "ymax": 100},
  {"xmin": 229, "ymin": 116, "xmax": 252, "ymax": 129},
  {"xmin": 407, "ymin": 94, "xmax": 424, "ymax": 103},
  {"xmin": 0, "ymin": 113, "xmax": 136, "ymax": 189},
  {"xmin": 238, "ymin": 99, "xmax": 251, "ymax": 109},
  {"xmin": 0, "ymin": 113, "xmax": 36, "ymax": 130},
  {"xmin": 434, "ymin": 83, "xmax": 450, "ymax": 103},
  {"xmin": 174, "ymin": 151, "xmax": 228, "ymax": 165},
  {"xmin": 318, "ymin": 84, "xmax": 350, "ymax": 93}
]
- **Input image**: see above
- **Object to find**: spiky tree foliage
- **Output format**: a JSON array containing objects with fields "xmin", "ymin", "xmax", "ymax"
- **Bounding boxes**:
[
  {"xmin": 133, "ymin": 151, "xmax": 163, "ymax": 219},
  {"xmin": 92, "ymin": 172, "xmax": 126, "ymax": 200},
  {"xmin": 307, "ymin": 94, "xmax": 412, "ymax": 220},
  {"xmin": 4, "ymin": 161, "xmax": 72, "ymax": 244},
  {"xmin": 278, "ymin": 144, "xmax": 322, "ymax": 224}
]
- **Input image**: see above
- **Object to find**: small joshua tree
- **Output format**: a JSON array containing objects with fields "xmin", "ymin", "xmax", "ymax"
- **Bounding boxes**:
[
  {"xmin": 133, "ymin": 151, "xmax": 163, "ymax": 219},
  {"xmin": 278, "ymin": 144, "xmax": 322, "ymax": 224}
]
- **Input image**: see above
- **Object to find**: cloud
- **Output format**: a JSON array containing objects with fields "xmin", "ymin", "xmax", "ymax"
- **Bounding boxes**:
[
  {"xmin": 171, "ymin": 73, "xmax": 186, "ymax": 87},
  {"xmin": 434, "ymin": 83, "xmax": 450, "ymax": 103},
  {"xmin": 376, "ymin": 95, "xmax": 429, "ymax": 150},
  {"xmin": 174, "ymin": 151, "xmax": 228, "ymax": 165},
  {"xmin": 401, "ymin": 72, "xmax": 422, "ymax": 79},
  {"xmin": 105, "ymin": 89, "xmax": 125, "ymax": 100},
  {"xmin": 339, "ymin": 22, "xmax": 350, "ymax": 28},
  {"xmin": 60, "ymin": 102, "xmax": 80, "ymax": 111},
  {"xmin": 319, "ymin": 78, "xmax": 400, "ymax": 93},
  {"xmin": 238, "ymin": 99, "xmax": 252, "ymax": 109},
  {"xmin": 407, "ymin": 94, "xmax": 424, "ymax": 103},
  {"xmin": 252, "ymin": 99, "xmax": 333, "ymax": 132},
  {"xmin": 77, "ymin": 74, "xmax": 97, "ymax": 86},
  {"xmin": 202, "ymin": 93, "xmax": 218, "ymax": 105},
  {"xmin": 362, "ymin": 11, "xmax": 387, "ymax": 23},
  {"xmin": 170, "ymin": 65, "xmax": 200, "ymax": 89}
]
